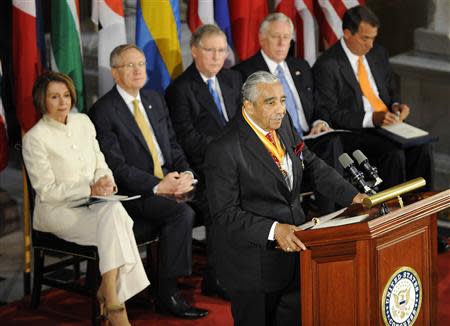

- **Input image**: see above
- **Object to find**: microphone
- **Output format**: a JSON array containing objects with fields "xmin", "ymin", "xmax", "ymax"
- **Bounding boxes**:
[
  {"xmin": 352, "ymin": 150, "xmax": 383, "ymax": 187},
  {"xmin": 338, "ymin": 153, "xmax": 374, "ymax": 195}
]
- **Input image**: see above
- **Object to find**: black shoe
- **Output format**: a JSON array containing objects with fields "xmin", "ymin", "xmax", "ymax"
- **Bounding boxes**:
[
  {"xmin": 201, "ymin": 275, "xmax": 230, "ymax": 301},
  {"xmin": 156, "ymin": 292, "xmax": 208, "ymax": 319}
]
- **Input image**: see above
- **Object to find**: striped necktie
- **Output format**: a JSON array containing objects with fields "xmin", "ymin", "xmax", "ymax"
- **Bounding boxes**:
[{"xmin": 132, "ymin": 99, "xmax": 164, "ymax": 178}]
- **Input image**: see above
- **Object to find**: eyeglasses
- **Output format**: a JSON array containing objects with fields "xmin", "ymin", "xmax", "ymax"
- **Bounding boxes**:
[
  {"xmin": 114, "ymin": 61, "xmax": 146, "ymax": 70},
  {"xmin": 268, "ymin": 33, "xmax": 292, "ymax": 41},
  {"xmin": 198, "ymin": 46, "xmax": 229, "ymax": 56}
]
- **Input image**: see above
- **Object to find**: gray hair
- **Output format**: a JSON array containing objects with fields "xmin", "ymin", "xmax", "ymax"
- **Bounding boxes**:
[
  {"xmin": 259, "ymin": 12, "xmax": 294, "ymax": 36},
  {"xmin": 110, "ymin": 44, "xmax": 145, "ymax": 68},
  {"xmin": 190, "ymin": 24, "xmax": 227, "ymax": 47},
  {"xmin": 242, "ymin": 71, "xmax": 280, "ymax": 103}
]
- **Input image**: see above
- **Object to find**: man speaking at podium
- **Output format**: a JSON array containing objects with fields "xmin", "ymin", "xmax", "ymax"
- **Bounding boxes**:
[{"xmin": 205, "ymin": 71, "xmax": 365, "ymax": 325}]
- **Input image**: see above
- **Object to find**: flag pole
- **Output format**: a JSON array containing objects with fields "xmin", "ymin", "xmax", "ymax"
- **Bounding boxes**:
[{"xmin": 22, "ymin": 151, "xmax": 31, "ymax": 296}]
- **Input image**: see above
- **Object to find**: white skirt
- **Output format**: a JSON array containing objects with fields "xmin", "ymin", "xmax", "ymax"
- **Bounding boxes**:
[{"xmin": 36, "ymin": 201, "xmax": 150, "ymax": 303}]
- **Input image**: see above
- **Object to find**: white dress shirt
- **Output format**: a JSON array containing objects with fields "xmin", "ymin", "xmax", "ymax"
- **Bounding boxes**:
[
  {"xmin": 116, "ymin": 85, "xmax": 165, "ymax": 165},
  {"xmin": 261, "ymin": 50, "xmax": 310, "ymax": 133},
  {"xmin": 199, "ymin": 72, "xmax": 229, "ymax": 122},
  {"xmin": 243, "ymin": 109, "xmax": 293, "ymax": 241},
  {"xmin": 340, "ymin": 38, "xmax": 383, "ymax": 128}
]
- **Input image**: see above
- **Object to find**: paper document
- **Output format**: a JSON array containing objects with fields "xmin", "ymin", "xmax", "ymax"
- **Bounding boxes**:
[
  {"xmin": 381, "ymin": 122, "xmax": 428, "ymax": 139},
  {"xmin": 72, "ymin": 195, "xmax": 141, "ymax": 208},
  {"xmin": 311, "ymin": 213, "xmax": 369, "ymax": 229},
  {"xmin": 298, "ymin": 208, "xmax": 346, "ymax": 230},
  {"xmin": 302, "ymin": 129, "xmax": 352, "ymax": 140},
  {"xmin": 91, "ymin": 195, "xmax": 141, "ymax": 201}
]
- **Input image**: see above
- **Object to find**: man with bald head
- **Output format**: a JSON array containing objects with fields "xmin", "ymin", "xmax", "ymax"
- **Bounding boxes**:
[{"xmin": 205, "ymin": 71, "xmax": 362, "ymax": 325}]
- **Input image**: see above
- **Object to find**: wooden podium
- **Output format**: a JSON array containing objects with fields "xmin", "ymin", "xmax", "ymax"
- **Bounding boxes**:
[{"xmin": 295, "ymin": 190, "xmax": 450, "ymax": 325}]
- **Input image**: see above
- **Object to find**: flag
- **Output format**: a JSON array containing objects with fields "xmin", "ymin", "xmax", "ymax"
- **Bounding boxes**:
[
  {"xmin": 50, "ymin": 0, "xmax": 85, "ymax": 111},
  {"xmin": 136, "ymin": 0, "xmax": 183, "ymax": 93},
  {"xmin": 317, "ymin": 0, "xmax": 364, "ymax": 49},
  {"xmin": 0, "ymin": 59, "xmax": 7, "ymax": 172},
  {"xmin": 12, "ymin": 0, "xmax": 41, "ymax": 132},
  {"xmin": 229, "ymin": 0, "xmax": 268, "ymax": 61},
  {"xmin": 188, "ymin": 0, "xmax": 236, "ymax": 66},
  {"xmin": 92, "ymin": 0, "xmax": 127, "ymax": 96},
  {"xmin": 275, "ymin": 0, "xmax": 317, "ymax": 66}
]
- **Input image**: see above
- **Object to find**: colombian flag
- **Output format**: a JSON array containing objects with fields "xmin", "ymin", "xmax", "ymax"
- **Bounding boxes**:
[{"xmin": 136, "ymin": 0, "xmax": 183, "ymax": 93}]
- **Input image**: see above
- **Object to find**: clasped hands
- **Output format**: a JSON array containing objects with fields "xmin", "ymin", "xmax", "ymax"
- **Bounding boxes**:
[
  {"xmin": 156, "ymin": 171, "xmax": 195, "ymax": 201},
  {"xmin": 90, "ymin": 176, "xmax": 117, "ymax": 196},
  {"xmin": 275, "ymin": 223, "xmax": 307, "ymax": 253}
]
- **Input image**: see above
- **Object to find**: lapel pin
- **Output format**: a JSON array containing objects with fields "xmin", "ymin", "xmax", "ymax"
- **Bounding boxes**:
[
  {"xmin": 295, "ymin": 71, "xmax": 301, "ymax": 76},
  {"xmin": 148, "ymin": 105, "xmax": 152, "ymax": 109}
]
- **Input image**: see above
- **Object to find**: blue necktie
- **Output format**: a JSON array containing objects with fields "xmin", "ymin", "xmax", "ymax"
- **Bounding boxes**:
[
  {"xmin": 276, "ymin": 65, "xmax": 303, "ymax": 137},
  {"xmin": 207, "ymin": 79, "xmax": 227, "ymax": 126}
]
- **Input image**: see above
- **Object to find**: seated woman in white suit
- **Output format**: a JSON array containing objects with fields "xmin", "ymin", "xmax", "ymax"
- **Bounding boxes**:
[{"xmin": 22, "ymin": 71, "xmax": 149, "ymax": 326}]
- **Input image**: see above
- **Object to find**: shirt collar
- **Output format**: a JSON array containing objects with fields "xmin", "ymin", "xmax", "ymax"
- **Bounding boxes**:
[
  {"xmin": 340, "ymin": 38, "xmax": 360, "ymax": 70},
  {"xmin": 243, "ymin": 109, "xmax": 272, "ymax": 135},
  {"xmin": 198, "ymin": 71, "xmax": 217, "ymax": 84},
  {"xmin": 260, "ymin": 50, "xmax": 287, "ymax": 75},
  {"xmin": 116, "ymin": 84, "xmax": 142, "ymax": 105}
]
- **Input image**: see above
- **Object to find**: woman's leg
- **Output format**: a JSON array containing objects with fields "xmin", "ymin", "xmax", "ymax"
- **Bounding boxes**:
[{"xmin": 99, "ymin": 268, "xmax": 130, "ymax": 325}]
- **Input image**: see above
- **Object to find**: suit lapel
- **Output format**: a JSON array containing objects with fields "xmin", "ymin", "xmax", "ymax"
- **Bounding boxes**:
[
  {"xmin": 252, "ymin": 52, "xmax": 272, "ymax": 72},
  {"xmin": 366, "ymin": 50, "xmax": 389, "ymax": 104},
  {"xmin": 190, "ymin": 65, "xmax": 227, "ymax": 126},
  {"xmin": 278, "ymin": 124, "xmax": 302, "ymax": 198},
  {"xmin": 217, "ymin": 71, "xmax": 237, "ymax": 119},
  {"xmin": 112, "ymin": 89, "xmax": 151, "ymax": 156},
  {"xmin": 336, "ymin": 44, "xmax": 364, "ymax": 111},
  {"xmin": 286, "ymin": 57, "xmax": 312, "ymax": 120},
  {"xmin": 239, "ymin": 116, "xmax": 291, "ymax": 195}
]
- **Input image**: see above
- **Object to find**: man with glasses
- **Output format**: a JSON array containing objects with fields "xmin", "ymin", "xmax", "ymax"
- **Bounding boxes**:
[
  {"xmin": 233, "ymin": 13, "xmax": 345, "ymax": 214},
  {"xmin": 89, "ymin": 44, "xmax": 208, "ymax": 319},
  {"xmin": 165, "ymin": 24, "xmax": 242, "ymax": 300}
]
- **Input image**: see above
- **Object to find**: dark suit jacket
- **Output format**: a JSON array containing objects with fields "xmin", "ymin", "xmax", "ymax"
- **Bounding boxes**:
[
  {"xmin": 89, "ymin": 86, "xmax": 191, "ymax": 196},
  {"xmin": 312, "ymin": 42, "xmax": 399, "ymax": 130},
  {"xmin": 204, "ymin": 113, "xmax": 358, "ymax": 293},
  {"xmin": 165, "ymin": 64, "xmax": 242, "ymax": 173},
  {"xmin": 233, "ymin": 51, "xmax": 318, "ymax": 126}
]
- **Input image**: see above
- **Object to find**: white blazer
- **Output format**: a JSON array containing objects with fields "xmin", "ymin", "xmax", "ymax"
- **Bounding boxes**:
[{"xmin": 22, "ymin": 113, "xmax": 114, "ymax": 233}]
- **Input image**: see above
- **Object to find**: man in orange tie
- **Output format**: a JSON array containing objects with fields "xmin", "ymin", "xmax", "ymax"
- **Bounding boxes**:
[{"xmin": 313, "ymin": 5, "xmax": 433, "ymax": 190}]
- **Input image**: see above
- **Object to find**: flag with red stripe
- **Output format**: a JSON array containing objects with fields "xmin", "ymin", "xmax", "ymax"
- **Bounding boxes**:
[
  {"xmin": 92, "ymin": 0, "xmax": 127, "ymax": 96},
  {"xmin": 229, "ymin": 0, "xmax": 268, "ymax": 61},
  {"xmin": 188, "ymin": 0, "xmax": 235, "ymax": 66},
  {"xmin": 12, "ymin": 0, "xmax": 42, "ymax": 132},
  {"xmin": 317, "ymin": 0, "xmax": 364, "ymax": 49},
  {"xmin": 275, "ymin": 0, "xmax": 317, "ymax": 65}
]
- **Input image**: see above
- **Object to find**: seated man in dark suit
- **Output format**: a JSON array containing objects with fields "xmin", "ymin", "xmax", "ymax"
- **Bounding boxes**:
[
  {"xmin": 165, "ymin": 24, "xmax": 242, "ymax": 299},
  {"xmin": 89, "ymin": 44, "xmax": 208, "ymax": 319},
  {"xmin": 233, "ymin": 13, "xmax": 345, "ymax": 213},
  {"xmin": 313, "ymin": 5, "xmax": 433, "ymax": 190},
  {"xmin": 205, "ymin": 71, "xmax": 364, "ymax": 325}
]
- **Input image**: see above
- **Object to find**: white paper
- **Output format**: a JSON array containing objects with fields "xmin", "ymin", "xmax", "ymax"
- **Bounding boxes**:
[{"xmin": 381, "ymin": 122, "xmax": 428, "ymax": 139}]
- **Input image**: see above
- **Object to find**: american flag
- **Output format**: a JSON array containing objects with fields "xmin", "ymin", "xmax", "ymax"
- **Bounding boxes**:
[{"xmin": 275, "ymin": 0, "xmax": 365, "ymax": 65}]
